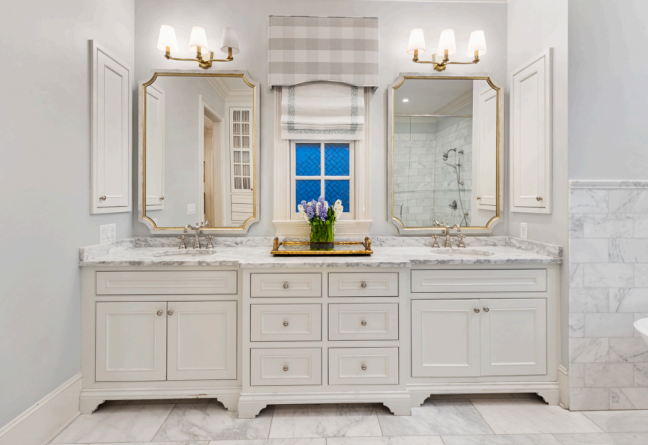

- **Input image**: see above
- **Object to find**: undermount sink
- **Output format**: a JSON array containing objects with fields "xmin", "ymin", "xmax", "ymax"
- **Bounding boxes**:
[
  {"xmin": 430, "ymin": 248, "xmax": 495, "ymax": 257},
  {"xmin": 153, "ymin": 249, "xmax": 217, "ymax": 258}
]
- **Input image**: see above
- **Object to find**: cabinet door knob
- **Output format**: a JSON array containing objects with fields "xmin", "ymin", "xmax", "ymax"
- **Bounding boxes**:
[
  {"xmin": 483, "ymin": 307, "xmax": 490, "ymax": 312},
  {"xmin": 361, "ymin": 281, "xmax": 367, "ymax": 288},
  {"xmin": 283, "ymin": 365, "xmax": 289, "ymax": 372},
  {"xmin": 283, "ymin": 282, "xmax": 289, "ymax": 289},
  {"xmin": 476, "ymin": 196, "xmax": 482, "ymax": 200},
  {"xmin": 474, "ymin": 308, "xmax": 480, "ymax": 313},
  {"xmin": 156, "ymin": 310, "xmax": 163, "ymax": 316},
  {"xmin": 361, "ymin": 364, "xmax": 367, "ymax": 371},
  {"xmin": 361, "ymin": 320, "xmax": 367, "ymax": 326},
  {"xmin": 283, "ymin": 320, "xmax": 289, "ymax": 327},
  {"xmin": 536, "ymin": 196, "xmax": 543, "ymax": 201},
  {"xmin": 168, "ymin": 310, "xmax": 174, "ymax": 316},
  {"xmin": 160, "ymin": 196, "xmax": 165, "ymax": 201},
  {"xmin": 99, "ymin": 195, "xmax": 107, "ymax": 201}
]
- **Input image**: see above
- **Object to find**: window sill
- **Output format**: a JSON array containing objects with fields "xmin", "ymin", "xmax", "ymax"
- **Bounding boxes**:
[{"xmin": 273, "ymin": 220, "xmax": 372, "ymax": 237}]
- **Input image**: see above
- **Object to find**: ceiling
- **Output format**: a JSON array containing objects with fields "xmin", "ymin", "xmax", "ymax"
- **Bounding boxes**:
[{"xmin": 394, "ymin": 79, "xmax": 473, "ymax": 115}]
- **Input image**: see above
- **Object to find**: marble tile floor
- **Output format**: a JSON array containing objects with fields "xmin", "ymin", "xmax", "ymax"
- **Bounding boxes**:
[{"xmin": 50, "ymin": 394, "xmax": 648, "ymax": 445}]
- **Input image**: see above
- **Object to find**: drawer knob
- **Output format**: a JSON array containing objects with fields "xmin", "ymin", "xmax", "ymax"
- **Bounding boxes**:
[
  {"xmin": 283, "ymin": 320, "xmax": 289, "ymax": 327},
  {"xmin": 99, "ymin": 195, "xmax": 107, "ymax": 201},
  {"xmin": 361, "ymin": 320, "xmax": 367, "ymax": 326},
  {"xmin": 483, "ymin": 307, "xmax": 490, "ymax": 312},
  {"xmin": 361, "ymin": 281, "xmax": 367, "ymax": 288},
  {"xmin": 474, "ymin": 308, "xmax": 480, "ymax": 313},
  {"xmin": 283, "ymin": 365, "xmax": 289, "ymax": 372},
  {"xmin": 536, "ymin": 196, "xmax": 543, "ymax": 201},
  {"xmin": 168, "ymin": 310, "xmax": 174, "ymax": 316},
  {"xmin": 283, "ymin": 282, "xmax": 289, "ymax": 289},
  {"xmin": 156, "ymin": 310, "xmax": 163, "ymax": 316},
  {"xmin": 361, "ymin": 364, "xmax": 367, "ymax": 371}
]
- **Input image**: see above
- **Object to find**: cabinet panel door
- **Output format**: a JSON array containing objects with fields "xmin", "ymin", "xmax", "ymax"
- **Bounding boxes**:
[
  {"xmin": 167, "ymin": 301, "xmax": 237, "ymax": 380},
  {"xmin": 145, "ymin": 84, "xmax": 165, "ymax": 210},
  {"xmin": 480, "ymin": 298, "xmax": 547, "ymax": 376},
  {"xmin": 96, "ymin": 302, "xmax": 166, "ymax": 382},
  {"xmin": 476, "ymin": 87, "xmax": 498, "ymax": 208},
  {"xmin": 412, "ymin": 300, "xmax": 480, "ymax": 377}
]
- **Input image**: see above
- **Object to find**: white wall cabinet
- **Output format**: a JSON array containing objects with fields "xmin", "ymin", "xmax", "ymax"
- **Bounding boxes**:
[
  {"xmin": 167, "ymin": 301, "xmax": 237, "ymax": 381},
  {"xmin": 412, "ymin": 298, "xmax": 547, "ymax": 378},
  {"xmin": 510, "ymin": 48, "xmax": 553, "ymax": 214},
  {"xmin": 91, "ymin": 40, "xmax": 132, "ymax": 214}
]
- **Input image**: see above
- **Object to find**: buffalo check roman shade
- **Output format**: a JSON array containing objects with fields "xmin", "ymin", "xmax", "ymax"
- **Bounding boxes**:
[{"xmin": 268, "ymin": 16, "xmax": 379, "ymax": 88}]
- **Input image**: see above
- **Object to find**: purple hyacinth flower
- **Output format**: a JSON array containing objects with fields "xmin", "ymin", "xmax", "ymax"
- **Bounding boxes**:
[{"xmin": 306, "ymin": 204, "xmax": 315, "ymax": 219}]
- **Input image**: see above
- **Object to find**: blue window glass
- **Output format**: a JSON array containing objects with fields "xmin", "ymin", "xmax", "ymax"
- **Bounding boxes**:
[
  {"xmin": 295, "ymin": 143, "xmax": 321, "ymax": 176},
  {"xmin": 325, "ymin": 143, "xmax": 350, "ymax": 176},
  {"xmin": 296, "ymin": 180, "xmax": 321, "ymax": 211},
  {"xmin": 325, "ymin": 180, "xmax": 350, "ymax": 212}
]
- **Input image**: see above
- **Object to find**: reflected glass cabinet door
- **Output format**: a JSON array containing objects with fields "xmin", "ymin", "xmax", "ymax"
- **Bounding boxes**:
[{"xmin": 230, "ymin": 108, "xmax": 253, "ymax": 224}]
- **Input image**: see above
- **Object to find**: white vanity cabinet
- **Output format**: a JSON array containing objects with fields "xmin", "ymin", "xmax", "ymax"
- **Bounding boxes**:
[{"xmin": 81, "ymin": 267, "xmax": 241, "ymax": 414}]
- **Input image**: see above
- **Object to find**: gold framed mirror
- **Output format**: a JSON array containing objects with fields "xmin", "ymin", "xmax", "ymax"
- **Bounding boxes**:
[
  {"xmin": 387, "ymin": 73, "xmax": 502, "ymax": 234},
  {"xmin": 138, "ymin": 70, "xmax": 259, "ymax": 234}
]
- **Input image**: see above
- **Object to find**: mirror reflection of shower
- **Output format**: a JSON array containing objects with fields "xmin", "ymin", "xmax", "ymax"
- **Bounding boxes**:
[{"xmin": 442, "ymin": 147, "xmax": 469, "ymax": 227}]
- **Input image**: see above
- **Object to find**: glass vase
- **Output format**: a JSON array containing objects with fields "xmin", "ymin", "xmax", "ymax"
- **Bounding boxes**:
[{"xmin": 310, "ymin": 222, "xmax": 335, "ymax": 250}]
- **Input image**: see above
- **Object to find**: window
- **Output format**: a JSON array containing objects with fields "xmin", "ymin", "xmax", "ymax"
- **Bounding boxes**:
[
  {"xmin": 230, "ymin": 108, "xmax": 252, "ymax": 190},
  {"xmin": 290, "ymin": 141, "xmax": 354, "ymax": 219}
]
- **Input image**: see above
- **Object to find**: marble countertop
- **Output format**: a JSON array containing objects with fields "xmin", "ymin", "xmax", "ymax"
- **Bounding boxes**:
[{"xmin": 79, "ymin": 236, "xmax": 562, "ymax": 268}]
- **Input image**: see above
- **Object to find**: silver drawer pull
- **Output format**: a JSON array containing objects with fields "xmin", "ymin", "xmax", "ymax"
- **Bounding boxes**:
[
  {"xmin": 283, "ymin": 282, "xmax": 289, "ymax": 289},
  {"xmin": 361, "ymin": 364, "xmax": 367, "ymax": 371},
  {"xmin": 156, "ymin": 310, "xmax": 163, "ymax": 316},
  {"xmin": 483, "ymin": 307, "xmax": 490, "ymax": 312},
  {"xmin": 283, "ymin": 365, "xmax": 289, "ymax": 372},
  {"xmin": 474, "ymin": 308, "xmax": 480, "ymax": 313},
  {"xmin": 536, "ymin": 196, "xmax": 543, "ymax": 201},
  {"xmin": 99, "ymin": 195, "xmax": 107, "ymax": 201},
  {"xmin": 283, "ymin": 320, "xmax": 289, "ymax": 327},
  {"xmin": 168, "ymin": 310, "xmax": 174, "ymax": 316},
  {"xmin": 361, "ymin": 320, "xmax": 367, "ymax": 326},
  {"xmin": 361, "ymin": 281, "xmax": 368, "ymax": 288}
]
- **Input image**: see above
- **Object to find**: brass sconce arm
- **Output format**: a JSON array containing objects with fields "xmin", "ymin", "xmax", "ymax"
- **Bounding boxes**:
[
  {"xmin": 164, "ymin": 46, "xmax": 234, "ymax": 70},
  {"xmin": 412, "ymin": 49, "xmax": 480, "ymax": 72}
]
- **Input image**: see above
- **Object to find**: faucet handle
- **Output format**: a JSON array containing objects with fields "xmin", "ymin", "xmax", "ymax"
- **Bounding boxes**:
[
  {"xmin": 457, "ymin": 233, "xmax": 467, "ymax": 249},
  {"xmin": 432, "ymin": 235, "xmax": 440, "ymax": 249},
  {"xmin": 178, "ymin": 235, "xmax": 187, "ymax": 249},
  {"xmin": 205, "ymin": 235, "xmax": 214, "ymax": 250}
]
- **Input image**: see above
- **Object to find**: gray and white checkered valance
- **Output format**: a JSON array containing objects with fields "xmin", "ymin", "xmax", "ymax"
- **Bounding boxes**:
[{"xmin": 268, "ymin": 16, "xmax": 379, "ymax": 88}]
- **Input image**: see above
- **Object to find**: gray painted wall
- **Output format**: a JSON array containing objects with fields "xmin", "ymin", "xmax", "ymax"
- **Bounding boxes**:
[
  {"xmin": 507, "ymin": 0, "xmax": 569, "ymax": 367},
  {"xmin": 133, "ymin": 0, "xmax": 508, "ymax": 236},
  {"xmin": 569, "ymin": 0, "xmax": 648, "ymax": 180},
  {"xmin": 0, "ymin": 0, "xmax": 135, "ymax": 427}
]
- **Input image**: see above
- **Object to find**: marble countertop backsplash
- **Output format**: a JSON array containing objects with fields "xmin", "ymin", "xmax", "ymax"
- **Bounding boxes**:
[{"xmin": 79, "ymin": 236, "xmax": 561, "ymax": 268}]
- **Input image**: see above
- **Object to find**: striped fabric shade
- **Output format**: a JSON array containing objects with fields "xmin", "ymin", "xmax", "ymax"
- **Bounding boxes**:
[{"xmin": 268, "ymin": 15, "xmax": 379, "ymax": 88}]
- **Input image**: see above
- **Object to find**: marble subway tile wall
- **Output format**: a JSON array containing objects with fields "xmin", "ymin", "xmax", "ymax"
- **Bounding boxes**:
[{"xmin": 569, "ymin": 181, "xmax": 648, "ymax": 410}]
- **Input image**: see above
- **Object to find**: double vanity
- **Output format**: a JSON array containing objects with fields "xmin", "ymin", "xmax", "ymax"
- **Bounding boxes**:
[{"xmin": 79, "ymin": 236, "xmax": 561, "ymax": 418}]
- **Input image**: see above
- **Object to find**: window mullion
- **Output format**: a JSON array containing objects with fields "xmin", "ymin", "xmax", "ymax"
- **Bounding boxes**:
[{"xmin": 320, "ymin": 142, "xmax": 325, "ymax": 198}]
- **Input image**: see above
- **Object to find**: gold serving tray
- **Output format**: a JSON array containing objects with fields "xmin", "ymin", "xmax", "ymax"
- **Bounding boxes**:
[{"xmin": 271, "ymin": 237, "xmax": 373, "ymax": 256}]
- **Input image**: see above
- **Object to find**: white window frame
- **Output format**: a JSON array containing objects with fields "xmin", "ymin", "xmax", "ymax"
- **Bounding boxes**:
[
  {"xmin": 290, "ymin": 141, "xmax": 355, "ymax": 221},
  {"xmin": 273, "ymin": 86, "xmax": 372, "ymax": 236}
]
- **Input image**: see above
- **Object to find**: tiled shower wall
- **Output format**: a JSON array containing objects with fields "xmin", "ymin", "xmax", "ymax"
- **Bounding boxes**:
[{"xmin": 569, "ymin": 181, "xmax": 648, "ymax": 410}]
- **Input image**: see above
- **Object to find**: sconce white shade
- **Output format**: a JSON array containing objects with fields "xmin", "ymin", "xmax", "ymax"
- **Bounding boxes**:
[
  {"xmin": 407, "ymin": 28, "xmax": 426, "ymax": 55},
  {"xmin": 189, "ymin": 26, "xmax": 210, "ymax": 53},
  {"xmin": 157, "ymin": 25, "xmax": 178, "ymax": 52},
  {"xmin": 436, "ymin": 29, "xmax": 457, "ymax": 56},
  {"xmin": 220, "ymin": 27, "xmax": 240, "ymax": 54},
  {"xmin": 467, "ymin": 30, "xmax": 487, "ymax": 56}
]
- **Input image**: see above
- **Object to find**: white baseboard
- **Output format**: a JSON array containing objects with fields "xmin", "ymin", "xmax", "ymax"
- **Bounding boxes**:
[{"xmin": 0, "ymin": 373, "xmax": 82, "ymax": 445}]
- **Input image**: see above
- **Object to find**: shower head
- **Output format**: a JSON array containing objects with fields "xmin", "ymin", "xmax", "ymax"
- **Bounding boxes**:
[{"xmin": 442, "ymin": 148, "xmax": 456, "ymax": 161}]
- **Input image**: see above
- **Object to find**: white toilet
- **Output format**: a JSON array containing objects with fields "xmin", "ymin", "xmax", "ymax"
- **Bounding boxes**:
[{"xmin": 635, "ymin": 318, "xmax": 648, "ymax": 346}]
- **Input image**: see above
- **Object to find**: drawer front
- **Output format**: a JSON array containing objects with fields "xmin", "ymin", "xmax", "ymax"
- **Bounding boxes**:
[
  {"xmin": 96, "ymin": 271, "xmax": 237, "ymax": 295},
  {"xmin": 328, "ymin": 348, "xmax": 398, "ymax": 385},
  {"xmin": 251, "ymin": 304, "xmax": 322, "ymax": 341},
  {"xmin": 232, "ymin": 212, "xmax": 252, "ymax": 222},
  {"xmin": 329, "ymin": 273, "xmax": 399, "ymax": 297},
  {"xmin": 329, "ymin": 304, "xmax": 398, "ymax": 341},
  {"xmin": 250, "ymin": 348, "xmax": 322, "ymax": 386},
  {"xmin": 232, "ymin": 203, "xmax": 253, "ymax": 213},
  {"xmin": 232, "ymin": 194, "xmax": 253, "ymax": 204},
  {"xmin": 251, "ymin": 273, "xmax": 322, "ymax": 298},
  {"xmin": 411, "ymin": 269, "xmax": 547, "ymax": 293}
]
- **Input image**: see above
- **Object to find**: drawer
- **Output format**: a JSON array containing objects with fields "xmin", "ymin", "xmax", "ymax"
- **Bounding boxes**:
[
  {"xmin": 232, "ymin": 194, "xmax": 253, "ymax": 204},
  {"xmin": 232, "ymin": 212, "xmax": 253, "ymax": 222},
  {"xmin": 96, "ymin": 271, "xmax": 237, "ymax": 295},
  {"xmin": 411, "ymin": 269, "xmax": 547, "ymax": 293},
  {"xmin": 251, "ymin": 273, "xmax": 322, "ymax": 298},
  {"xmin": 329, "ymin": 304, "xmax": 398, "ymax": 341},
  {"xmin": 251, "ymin": 304, "xmax": 322, "ymax": 341},
  {"xmin": 328, "ymin": 273, "xmax": 399, "ymax": 297},
  {"xmin": 232, "ymin": 203, "xmax": 253, "ymax": 213},
  {"xmin": 250, "ymin": 348, "xmax": 322, "ymax": 386},
  {"xmin": 328, "ymin": 348, "xmax": 398, "ymax": 385}
]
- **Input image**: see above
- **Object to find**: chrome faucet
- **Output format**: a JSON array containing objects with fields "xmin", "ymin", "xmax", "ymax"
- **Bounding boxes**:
[{"xmin": 443, "ymin": 224, "xmax": 461, "ymax": 248}]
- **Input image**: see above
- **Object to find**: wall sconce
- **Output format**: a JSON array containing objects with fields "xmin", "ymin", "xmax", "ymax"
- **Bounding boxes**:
[
  {"xmin": 157, "ymin": 25, "xmax": 240, "ymax": 69},
  {"xmin": 407, "ymin": 28, "xmax": 486, "ymax": 72}
]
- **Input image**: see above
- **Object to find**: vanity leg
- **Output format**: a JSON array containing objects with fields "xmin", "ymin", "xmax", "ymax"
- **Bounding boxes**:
[
  {"xmin": 409, "ymin": 391, "xmax": 430, "ymax": 408},
  {"xmin": 537, "ymin": 389, "xmax": 560, "ymax": 406},
  {"xmin": 383, "ymin": 399, "xmax": 412, "ymax": 416},
  {"xmin": 79, "ymin": 397, "xmax": 105, "ymax": 414},
  {"xmin": 237, "ymin": 401, "xmax": 268, "ymax": 419},
  {"xmin": 217, "ymin": 394, "xmax": 240, "ymax": 412}
]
